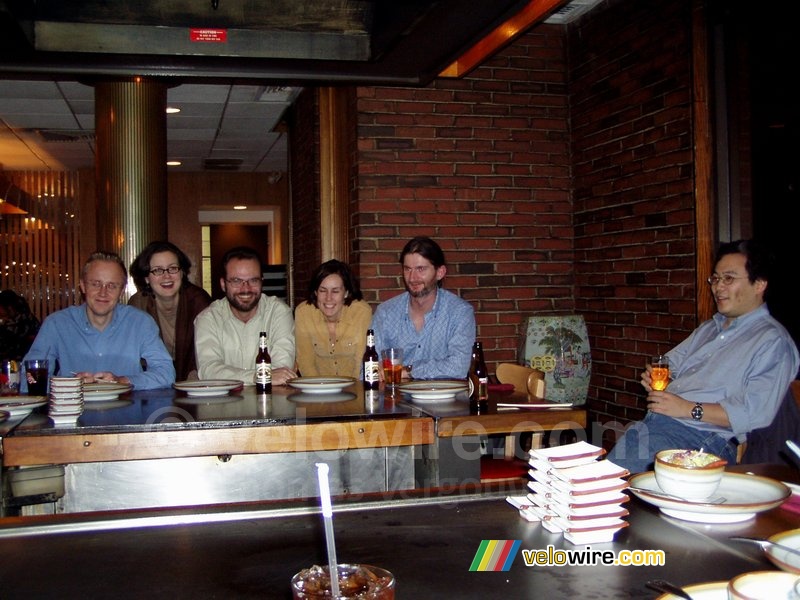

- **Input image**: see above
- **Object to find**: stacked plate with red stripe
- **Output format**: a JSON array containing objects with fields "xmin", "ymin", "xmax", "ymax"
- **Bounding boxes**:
[
  {"xmin": 48, "ymin": 376, "xmax": 84, "ymax": 426},
  {"xmin": 510, "ymin": 441, "xmax": 630, "ymax": 545}
]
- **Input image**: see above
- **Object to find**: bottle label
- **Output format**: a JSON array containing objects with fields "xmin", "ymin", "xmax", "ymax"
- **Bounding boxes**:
[
  {"xmin": 477, "ymin": 376, "xmax": 488, "ymax": 401},
  {"xmin": 256, "ymin": 362, "xmax": 272, "ymax": 385},
  {"xmin": 364, "ymin": 359, "xmax": 380, "ymax": 384}
]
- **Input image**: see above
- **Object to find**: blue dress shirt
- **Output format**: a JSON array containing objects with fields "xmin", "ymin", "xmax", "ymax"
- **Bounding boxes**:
[
  {"xmin": 23, "ymin": 304, "xmax": 175, "ymax": 390},
  {"xmin": 371, "ymin": 288, "xmax": 475, "ymax": 380}
]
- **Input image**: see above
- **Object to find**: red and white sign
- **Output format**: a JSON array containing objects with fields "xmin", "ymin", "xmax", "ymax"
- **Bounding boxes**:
[{"xmin": 190, "ymin": 29, "xmax": 228, "ymax": 43}]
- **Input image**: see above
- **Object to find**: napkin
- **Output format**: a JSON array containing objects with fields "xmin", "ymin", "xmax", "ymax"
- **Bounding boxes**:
[{"xmin": 488, "ymin": 383, "xmax": 515, "ymax": 393}]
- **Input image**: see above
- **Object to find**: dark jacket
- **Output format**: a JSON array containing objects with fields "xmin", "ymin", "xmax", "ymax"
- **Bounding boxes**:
[
  {"xmin": 741, "ymin": 381, "xmax": 800, "ymax": 467},
  {"xmin": 129, "ymin": 282, "xmax": 211, "ymax": 381}
]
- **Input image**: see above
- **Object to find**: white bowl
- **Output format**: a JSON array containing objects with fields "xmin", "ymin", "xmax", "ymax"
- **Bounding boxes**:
[
  {"xmin": 728, "ymin": 570, "xmax": 800, "ymax": 599},
  {"xmin": 654, "ymin": 449, "xmax": 726, "ymax": 501}
]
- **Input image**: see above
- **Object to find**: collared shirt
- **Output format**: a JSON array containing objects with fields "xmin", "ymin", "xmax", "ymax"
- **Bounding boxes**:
[
  {"xmin": 665, "ymin": 303, "xmax": 800, "ymax": 440},
  {"xmin": 295, "ymin": 299, "xmax": 372, "ymax": 379},
  {"xmin": 370, "ymin": 288, "xmax": 475, "ymax": 380},
  {"xmin": 194, "ymin": 294, "xmax": 295, "ymax": 383},
  {"xmin": 22, "ymin": 304, "xmax": 175, "ymax": 390}
]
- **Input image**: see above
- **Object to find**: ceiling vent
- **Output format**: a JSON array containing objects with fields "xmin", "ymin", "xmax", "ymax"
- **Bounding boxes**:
[
  {"xmin": 35, "ymin": 129, "xmax": 95, "ymax": 143},
  {"xmin": 545, "ymin": 0, "xmax": 604, "ymax": 24},
  {"xmin": 203, "ymin": 158, "xmax": 243, "ymax": 171}
]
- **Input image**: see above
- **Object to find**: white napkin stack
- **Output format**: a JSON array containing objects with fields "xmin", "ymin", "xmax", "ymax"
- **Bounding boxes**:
[
  {"xmin": 48, "ymin": 376, "xmax": 84, "ymax": 426},
  {"xmin": 508, "ymin": 440, "xmax": 630, "ymax": 545}
]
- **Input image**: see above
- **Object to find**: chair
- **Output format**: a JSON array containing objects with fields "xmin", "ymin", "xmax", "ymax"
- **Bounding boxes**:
[
  {"xmin": 493, "ymin": 363, "xmax": 547, "ymax": 460},
  {"xmin": 495, "ymin": 363, "xmax": 546, "ymax": 398}
]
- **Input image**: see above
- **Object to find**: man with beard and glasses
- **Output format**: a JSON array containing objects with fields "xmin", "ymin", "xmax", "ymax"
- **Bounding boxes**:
[
  {"xmin": 371, "ymin": 236, "xmax": 475, "ymax": 381},
  {"xmin": 194, "ymin": 246, "xmax": 296, "ymax": 386}
]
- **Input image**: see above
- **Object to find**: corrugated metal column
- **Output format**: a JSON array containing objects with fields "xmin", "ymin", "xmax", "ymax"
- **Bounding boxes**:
[{"xmin": 94, "ymin": 78, "xmax": 167, "ymax": 296}]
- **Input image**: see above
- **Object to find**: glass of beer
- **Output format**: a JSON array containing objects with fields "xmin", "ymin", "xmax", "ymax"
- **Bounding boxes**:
[
  {"xmin": 381, "ymin": 348, "xmax": 403, "ymax": 388},
  {"xmin": 650, "ymin": 355, "xmax": 670, "ymax": 391}
]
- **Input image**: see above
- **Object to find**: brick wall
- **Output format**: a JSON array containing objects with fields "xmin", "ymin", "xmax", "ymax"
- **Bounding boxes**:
[
  {"xmin": 569, "ymin": 0, "xmax": 697, "ymax": 438},
  {"xmin": 349, "ymin": 0, "xmax": 701, "ymax": 441},
  {"xmin": 354, "ymin": 24, "xmax": 574, "ymax": 367}
]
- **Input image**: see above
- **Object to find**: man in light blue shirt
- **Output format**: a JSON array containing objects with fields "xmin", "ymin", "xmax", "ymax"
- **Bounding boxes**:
[
  {"xmin": 608, "ymin": 240, "xmax": 800, "ymax": 473},
  {"xmin": 371, "ymin": 237, "xmax": 475, "ymax": 380},
  {"xmin": 23, "ymin": 251, "xmax": 175, "ymax": 390}
]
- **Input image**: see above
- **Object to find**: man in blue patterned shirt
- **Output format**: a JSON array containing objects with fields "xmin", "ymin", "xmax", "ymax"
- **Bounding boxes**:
[{"xmin": 371, "ymin": 237, "xmax": 475, "ymax": 381}]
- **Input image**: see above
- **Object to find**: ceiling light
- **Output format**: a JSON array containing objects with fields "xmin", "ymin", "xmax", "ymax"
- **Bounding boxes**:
[
  {"xmin": 166, "ymin": 107, "xmax": 181, "ymax": 114},
  {"xmin": 233, "ymin": 205, "xmax": 247, "ymax": 210},
  {"xmin": 166, "ymin": 160, "xmax": 182, "ymax": 166}
]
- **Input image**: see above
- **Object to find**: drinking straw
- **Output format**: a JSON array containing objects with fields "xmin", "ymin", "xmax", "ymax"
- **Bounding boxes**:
[{"xmin": 315, "ymin": 462, "xmax": 340, "ymax": 598}]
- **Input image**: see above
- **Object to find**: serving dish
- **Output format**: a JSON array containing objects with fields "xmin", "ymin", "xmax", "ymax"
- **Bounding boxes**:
[
  {"xmin": 397, "ymin": 380, "xmax": 468, "ymax": 401},
  {"xmin": 765, "ymin": 528, "xmax": 800, "ymax": 573},
  {"xmin": 83, "ymin": 382, "xmax": 132, "ymax": 401},
  {"xmin": 0, "ymin": 409, "xmax": 9, "ymax": 423},
  {"xmin": 655, "ymin": 581, "xmax": 728, "ymax": 599},
  {"xmin": 286, "ymin": 376, "xmax": 356, "ymax": 394},
  {"xmin": 628, "ymin": 471, "xmax": 790, "ymax": 523},
  {"xmin": 0, "ymin": 396, "xmax": 47, "ymax": 418},
  {"xmin": 173, "ymin": 379, "xmax": 244, "ymax": 397}
]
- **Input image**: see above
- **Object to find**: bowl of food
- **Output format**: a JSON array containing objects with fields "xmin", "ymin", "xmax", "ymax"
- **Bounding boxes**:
[{"xmin": 654, "ymin": 448, "xmax": 727, "ymax": 501}]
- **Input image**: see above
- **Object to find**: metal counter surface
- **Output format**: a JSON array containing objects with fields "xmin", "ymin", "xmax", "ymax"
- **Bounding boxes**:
[
  {"xmin": 7, "ymin": 384, "xmax": 413, "ymax": 436},
  {"xmin": 0, "ymin": 489, "xmax": 783, "ymax": 599}
]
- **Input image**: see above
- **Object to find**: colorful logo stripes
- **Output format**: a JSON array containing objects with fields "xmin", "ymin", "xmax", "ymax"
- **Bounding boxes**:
[{"xmin": 469, "ymin": 539, "xmax": 521, "ymax": 571}]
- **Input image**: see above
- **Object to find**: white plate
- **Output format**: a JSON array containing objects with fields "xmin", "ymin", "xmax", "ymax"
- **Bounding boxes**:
[
  {"xmin": 629, "ymin": 471, "xmax": 790, "ymax": 523},
  {"xmin": 174, "ymin": 395, "xmax": 243, "ymax": 406},
  {"xmin": 766, "ymin": 528, "xmax": 800, "ymax": 573},
  {"xmin": 286, "ymin": 377, "xmax": 356, "ymax": 394},
  {"xmin": 173, "ymin": 379, "xmax": 244, "ymax": 397},
  {"xmin": 0, "ymin": 396, "xmax": 48, "ymax": 418},
  {"xmin": 655, "ymin": 581, "xmax": 728, "ymax": 599},
  {"xmin": 83, "ymin": 383, "xmax": 132, "ymax": 402},
  {"xmin": 50, "ymin": 414, "xmax": 79, "ymax": 425},
  {"xmin": 83, "ymin": 399, "xmax": 132, "ymax": 411},
  {"xmin": 288, "ymin": 391, "xmax": 357, "ymax": 403},
  {"xmin": 397, "ymin": 380, "xmax": 468, "ymax": 401}
]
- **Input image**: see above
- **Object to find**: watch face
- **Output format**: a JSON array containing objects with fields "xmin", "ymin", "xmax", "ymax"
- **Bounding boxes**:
[{"xmin": 692, "ymin": 403, "xmax": 703, "ymax": 420}]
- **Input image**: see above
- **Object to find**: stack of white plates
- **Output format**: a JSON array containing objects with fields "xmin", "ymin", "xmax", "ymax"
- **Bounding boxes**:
[
  {"xmin": 514, "ymin": 441, "xmax": 630, "ymax": 545},
  {"xmin": 48, "ymin": 376, "xmax": 84, "ymax": 425}
]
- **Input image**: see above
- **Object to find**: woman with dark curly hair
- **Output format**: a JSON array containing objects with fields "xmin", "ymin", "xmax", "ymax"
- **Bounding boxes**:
[
  {"xmin": 129, "ymin": 241, "xmax": 211, "ymax": 380},
  {"xmin": 295, "ymin": 259, "xmax": 372, "ymax": 379}
]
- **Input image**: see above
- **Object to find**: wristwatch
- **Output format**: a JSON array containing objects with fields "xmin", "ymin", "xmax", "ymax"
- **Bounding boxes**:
[{"xmin": 691, "ymin": 402, "xmax": 703, "ymax": 421}]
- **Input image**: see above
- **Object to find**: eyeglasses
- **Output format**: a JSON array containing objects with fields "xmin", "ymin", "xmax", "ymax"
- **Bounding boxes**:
[
  {"xmin": 149, "ymin": 265, "xmax": 181, "ymax": 276},
  {"xmin": 707, "ymin": 274, "xmax": 746, "ymax": 286},
  {"xmin": 226, "ymin": 277, "xmax": 262, "ymax": 288},
  {"xmin": 85, "ymin": 280, "xmax": 123, "ymax": 292}
]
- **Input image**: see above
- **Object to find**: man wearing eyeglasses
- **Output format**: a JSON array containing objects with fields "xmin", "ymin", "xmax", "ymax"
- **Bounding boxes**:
[
  {"xmin": 608, "ymin": 239, "xmax": 800, "ymax": 473},
  {"xmin": 21, "ymin": 251, "xmax": 176, "ymax": 390},
  {"xmin": 194, "ymin": 246, "xmax": 296, "ymax": 386}
]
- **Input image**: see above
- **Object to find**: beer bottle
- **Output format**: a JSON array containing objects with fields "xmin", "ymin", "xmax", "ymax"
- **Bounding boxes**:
[
  {"xmin": 362, "ymin": 329, "xmax": 380, "ymax": 390},
  {"xmin": 255, "ymin": 331, "xmax": 272, "ymax": 393},
  {"xmin": 469, "ymin": 340, "xmax": 489, "ymax": 413}
]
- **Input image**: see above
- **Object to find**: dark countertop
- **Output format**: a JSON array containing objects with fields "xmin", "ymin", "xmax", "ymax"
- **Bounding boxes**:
[{"xmin": 0, "ymin": 484, "xmax": 790, "ymax": 599}]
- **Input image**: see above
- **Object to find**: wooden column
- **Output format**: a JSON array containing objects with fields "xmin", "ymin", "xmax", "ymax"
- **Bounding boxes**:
[
  {"xmin": 318, "ymin": 87, "xmax": 351, "ymax": 262},
  {"xmin": 94, "ymin": 78, "xmax": 168, "ymax": 295}
]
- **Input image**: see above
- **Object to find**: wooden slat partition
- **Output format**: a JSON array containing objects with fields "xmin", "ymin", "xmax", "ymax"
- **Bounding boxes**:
[{"xmin": 0, "ymin": 171, "xmax": 83, "ymax": 322}]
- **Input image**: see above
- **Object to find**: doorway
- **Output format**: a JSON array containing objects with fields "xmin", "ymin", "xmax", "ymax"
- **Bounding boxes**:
[{"xmin": 208, "ymin": 224, "xmax": 270, "ymax": 299}]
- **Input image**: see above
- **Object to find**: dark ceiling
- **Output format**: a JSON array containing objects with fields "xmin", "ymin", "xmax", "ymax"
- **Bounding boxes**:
[{"xmin": 0, "ymin": 0, "xmax": 549, "ymax": 85}]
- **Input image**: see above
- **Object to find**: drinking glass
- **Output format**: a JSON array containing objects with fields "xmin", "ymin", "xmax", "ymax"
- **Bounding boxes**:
[
  {"xmin": 381, "ymin": 348, "xmax": 403, "ymax": 387},
  {"xmin": 1, "ymin": 360, "xmax": 20, "ymax": 396},
  {"xmin": 24, "ymin": 359, "xmax": 49, "ymax": 396},
  {"xmin": 291, "ymin": 564, "xmax": 395, "ymax": 599},
  {"xmin": 650, "ymin": 355, "xmax": 670, "ymax": 391}
]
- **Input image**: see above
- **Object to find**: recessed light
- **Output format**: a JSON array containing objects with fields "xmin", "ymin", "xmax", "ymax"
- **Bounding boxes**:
[
  {"xmin": 166, "ymin": 160, "xmax": 182, "ymax": 166},
  {"xmin": 166, "ymin": 107, "xmax": 181, "ymax": 114},
  {"xmin": 233, "ymin": 205, "xmax": 247, "ymax": 210}
]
